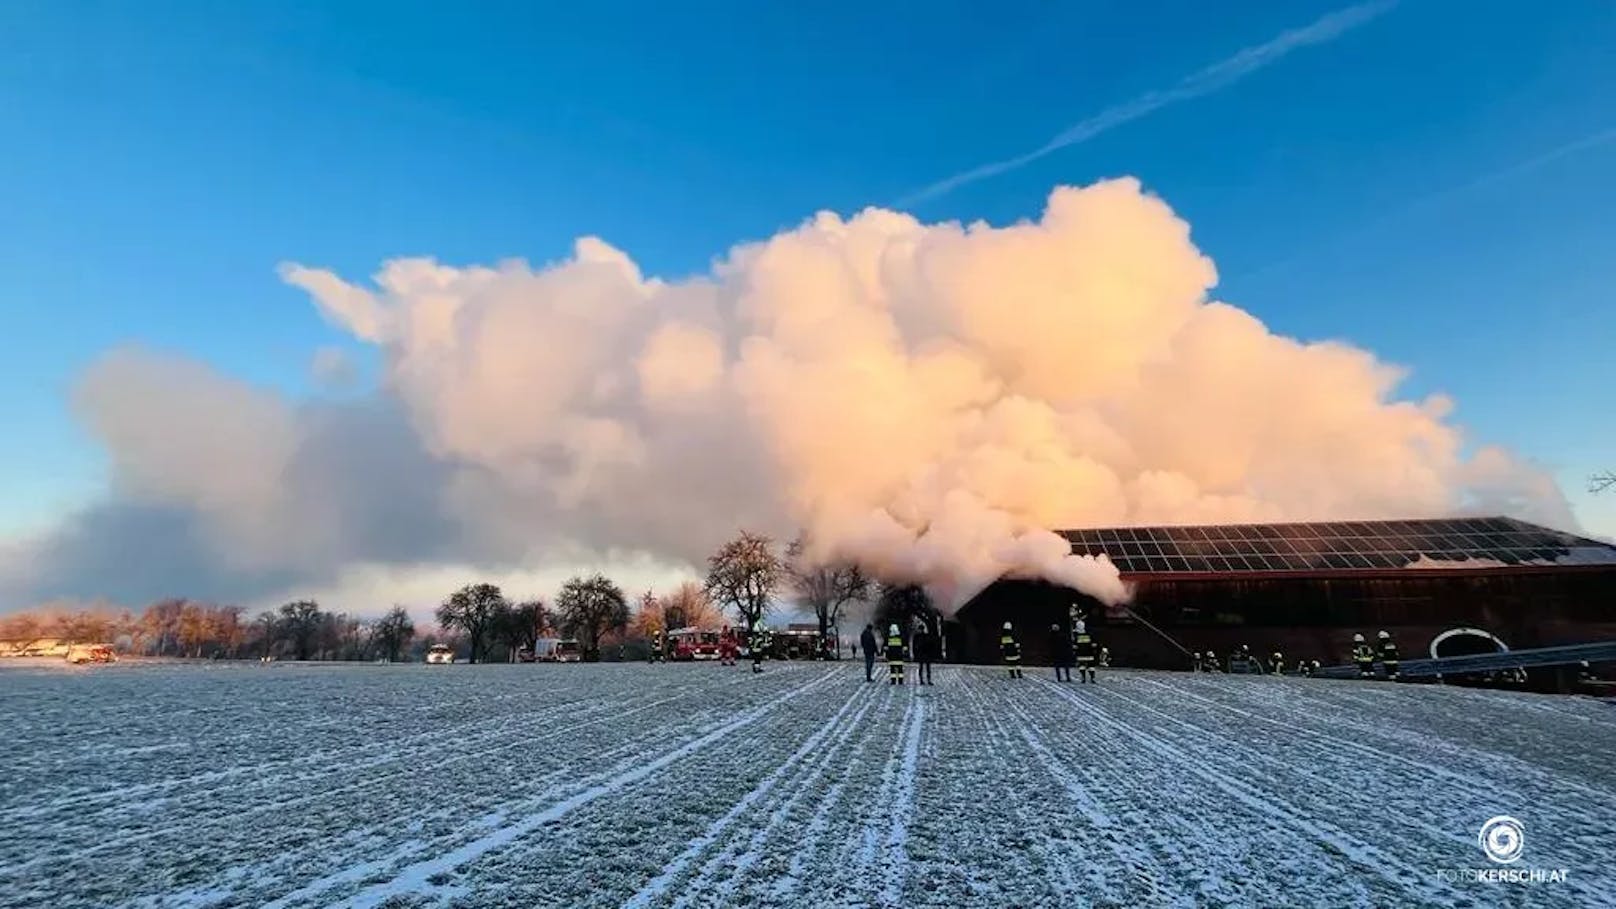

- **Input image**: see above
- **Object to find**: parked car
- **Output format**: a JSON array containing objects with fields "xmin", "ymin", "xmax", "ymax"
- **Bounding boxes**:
[{"xmin": 425, "ymin": 644, "xmax": 455, "ymax": 664}]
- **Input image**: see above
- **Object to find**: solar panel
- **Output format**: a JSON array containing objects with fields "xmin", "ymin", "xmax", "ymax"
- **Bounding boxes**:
[{"xmin": 1058, "ymin": 516, "xmax": 1616, "ymax": 575}]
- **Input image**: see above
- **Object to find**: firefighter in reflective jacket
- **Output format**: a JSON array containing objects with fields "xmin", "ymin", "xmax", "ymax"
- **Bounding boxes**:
[
  {"xmin": 885, "ymin": 623, "xmax": 906, "ymax": 685},
  {"xmin": 1001, "ymin": 622, "xmax": 1023, "ymax": 679},
  {"xmin": 649, "ymin": 630, "xmax": 665, "ymax": 664},
  {"xmin": 1073, "ymin": 618, "xmax": 1097, "ymax": 684},
  {"xmin": 1269, "ymin": 650, "xmax": 1285, "ymax": 675},
  {"xmin": 1204, "ymin": 650, "xmax": 1221, "ymax": 672},
  {"xmin": 1376, "ymin": 630, "xmax": 1400, "ymax": 681},
  {"xmin": 749, "ymin": 620, "xmax": 766, "ymax": 674},
  {"xmin": 1351, "ymin": 633, "xmax": 1375, "ymax": 678}
]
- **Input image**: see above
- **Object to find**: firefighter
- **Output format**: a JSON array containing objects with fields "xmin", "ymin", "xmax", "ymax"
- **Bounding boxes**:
[
  {"xmin": 1074, "ymin": 616, "xmax": 1098, "ymax": 683},
  {"xmin": 649, "ymin": 630, "xmax": 665, "ymax": 664},
  {"xmin": 1270, "ymin": 650, "xmax": 1285, "ymax": 676},
  {"xmin": 1228, "ymin": 644, "xmax": 1251, "ymax": 674},
  {"xmin": 885, "ymin": 623, "xmax": 906, "ymax": 685},
  {"xmin": 1309, "ymin": 659, "xmax": 1321, "ymax": 676},
  {"xmin": 1000, "ymin": 622, "xmax": 1023, "ymax": 679},
  {"xmin": 718, "ymin": 627, "xmax": 738, "ymax": 666},
  {"xmin": 1376, "ymin": 630, "xmax": 1400, "ymax": 681},
  {"xmin": 750, "ymin": 620, "xmax": 766, "ymax": 674},
  {"xmin": 1204, "ymin": 650, "xmax": 1221, "ymax": 672},
  {"xmin": 1351, "ymin": 633, "xmax": 1375, "ymax": 678},
  {"xmin": 1049, "ymin": 623, "xmax": 1074, "ymax": 682},
  {"xmin": 912, "ymin": 618, "xmax": 936, "ymax": 686},
  {"xmin": 1099, "ymin": 646, "xmax": 1111, "ymax": 669},
  {"xmin": 860, "ymin": 623, "xmax": 879, "ymax": 683}
]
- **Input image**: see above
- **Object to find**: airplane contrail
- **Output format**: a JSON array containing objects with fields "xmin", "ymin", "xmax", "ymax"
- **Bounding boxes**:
[{"xmin": 899, "ymin": 0, "xmax": 1400, "ymax": 206}]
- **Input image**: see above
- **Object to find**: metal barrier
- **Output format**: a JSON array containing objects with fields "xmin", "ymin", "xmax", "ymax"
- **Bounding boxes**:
[{"xmin": 1311, "ymin": 640, "xmax": 1616, "ymax": 680}]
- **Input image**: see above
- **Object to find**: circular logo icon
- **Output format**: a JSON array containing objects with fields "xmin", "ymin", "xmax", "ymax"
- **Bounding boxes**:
[{"xmin": 1478, "ymin": 815, "xmax": 1525, "ymax": 864}]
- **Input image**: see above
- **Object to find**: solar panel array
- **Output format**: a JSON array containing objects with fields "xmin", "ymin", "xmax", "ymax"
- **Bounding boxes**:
[{"xmin": 1060, "ymin": 516, "xmax": 1616, "ymax": 575}]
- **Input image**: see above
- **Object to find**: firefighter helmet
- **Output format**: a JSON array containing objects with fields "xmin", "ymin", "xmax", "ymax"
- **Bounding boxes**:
[
  {"xmin": 1003, "ymin": 621, "xmax": 1013, "ymax": 631},
  {"xmin": 1377, "ymin": 630, "xmax": 1390, "ymax": 639},
  {"xmin": 1352, "ymin": 633, "xmax": 1365, "ymax": 643},
  {"xmin": 1050, "ymin": 623, "xmax": 1060, "ymax": 631},
  {"xmin": 888, "ymin": 623, "xmax": 899, "ymax": 636}
]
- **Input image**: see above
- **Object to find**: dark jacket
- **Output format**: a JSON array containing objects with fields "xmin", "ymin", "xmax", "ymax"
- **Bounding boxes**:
[
  {"xmin": 912, "ymin": 629, "xmax": 937, "ymax": 662},
  {"xmin": 859, "ymin": 627, "xmax": 878, "ymax": 656},
  {"xmin": 1050, "ymin": 628, "xmax": 1075, "ymax": 665}
]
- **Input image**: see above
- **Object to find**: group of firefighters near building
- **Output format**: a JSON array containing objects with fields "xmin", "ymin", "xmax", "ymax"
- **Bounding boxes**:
[
  {"xmin": 860, "ymin": 607, "xmax": 1109, "ymax": 685},
  {"xmin": 653, "ymin": 612, "xmax": 1405, "ymax": 684},
  {"xmin": 1189, "ymin": 630, "xmax": 1401, "ymax": 680}
]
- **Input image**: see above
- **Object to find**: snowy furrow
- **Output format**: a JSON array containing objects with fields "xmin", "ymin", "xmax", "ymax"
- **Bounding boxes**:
[{"xmin": 4, "ymin": 661, "xmax": 1612, "ymax": 908}]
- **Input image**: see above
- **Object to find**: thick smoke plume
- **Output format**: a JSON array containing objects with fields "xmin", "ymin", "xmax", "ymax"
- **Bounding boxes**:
[{"xmin": 4, "ymin": 179, "xmax": 1572, "ymax": 612}]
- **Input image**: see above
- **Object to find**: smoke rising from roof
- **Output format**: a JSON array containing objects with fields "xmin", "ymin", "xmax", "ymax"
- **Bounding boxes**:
[{"xmin": 1, "ymin": 179, "xmax": 1573, "ymax": 612}]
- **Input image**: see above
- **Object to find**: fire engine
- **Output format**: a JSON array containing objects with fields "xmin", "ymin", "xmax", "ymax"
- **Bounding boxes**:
[{"xmin": 667, "ymin": 627, "xmax": 721, "ymax": 661}]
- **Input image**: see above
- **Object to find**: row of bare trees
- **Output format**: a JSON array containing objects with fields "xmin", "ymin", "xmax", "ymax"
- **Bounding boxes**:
[
  {"xmin": 1, "ymin": 530, "xmax": 910, "ymax": 663},
  {"xmin": 0, "ymin": 598, "xmax": 420, "ymax": 661}
]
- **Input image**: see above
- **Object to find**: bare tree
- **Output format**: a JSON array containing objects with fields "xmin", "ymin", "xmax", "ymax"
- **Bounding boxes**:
[
  {"xmin": 372, "ymin": 606, "xmax": 416, "ymax": 662},
  {"xmin": 436, "ymin": 584, "xmax": 508, "ymax": 664},
  {"xmin": 1592, "ymin": 471, "xmax": 1615, "ymax": 495},
  {"xmin": 557, "ymin": 574, "xmax": 629, "ymax": 661},
  {"xmin": 786, "ymin": 537, "xmax": 870, "ymax": 656},
  {"xmin": 877, "ymin": 583, "xmax": 935, "ymax": 632},
  {"xmin": 664, "ymin": 581, "xmax": 721, "ymax": 629},
  {"xmin": 638, "ymin": 590, "xmax": 664, "ymax": 629},
  {"xmin": 279, "ymin": 600, "xmax": 324, "ymax": 661},
  {"xmin": 706, "ymin": 531, "xmax": 784, "ymax": 631},
  {"xmin": 507, "ymin": 600, "xmax": 550, "ymax": 659}
]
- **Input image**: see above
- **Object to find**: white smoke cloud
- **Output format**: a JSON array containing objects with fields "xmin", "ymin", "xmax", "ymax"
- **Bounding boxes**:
[
  {"xmin": 258, "ymin": 178, "xmax": 1565, "ymax": 611},
  {"xmin": 0, "ymin": 178, "xmax": 1575, "ymax": 614}
]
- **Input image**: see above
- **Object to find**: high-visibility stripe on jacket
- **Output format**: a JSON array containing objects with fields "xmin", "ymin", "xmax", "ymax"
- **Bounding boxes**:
[{"xmin": 1001, "ymin": 635, "xmax": 1021, "ymax": 662}]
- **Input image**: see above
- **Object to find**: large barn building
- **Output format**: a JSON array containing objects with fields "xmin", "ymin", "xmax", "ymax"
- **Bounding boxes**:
[{"xmin": 948, "ymin": 516, "xmax": 1616, "ymax": 670}]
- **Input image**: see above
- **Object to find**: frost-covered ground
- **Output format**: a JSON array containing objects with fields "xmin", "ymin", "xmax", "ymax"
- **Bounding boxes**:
[{"xmin": 2, "ymin": 661, "xmax": 1613, "ymax": 908}]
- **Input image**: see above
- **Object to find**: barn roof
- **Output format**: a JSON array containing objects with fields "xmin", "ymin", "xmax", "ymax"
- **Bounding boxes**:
[{"xmin": 1060, "ymin": 516, "xmax": 1616, "ymax": 576}]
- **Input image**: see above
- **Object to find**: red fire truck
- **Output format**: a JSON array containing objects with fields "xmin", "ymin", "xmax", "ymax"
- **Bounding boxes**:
[{"xmin": 667, "ymin": 627, "xmax": 721, "ymax": 661}]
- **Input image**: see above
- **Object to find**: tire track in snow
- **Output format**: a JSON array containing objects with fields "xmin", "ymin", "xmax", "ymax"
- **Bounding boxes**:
[
  {"xmin": 1238, "ymin": 679, "xmax": 1616, "ymax": 809},
  {"xmin": 625, "ymin": 680, "xmax": 876, "ymax": 908},
  {"xmin": 963, "ymin": 673, "xmax": 1088, "ymax": 904},
  {"xmin": 0, "ymin": 681, "xmax": 731, "ymax": 881},
  {"xmin": 1097, "ymin": 678, "xmax": 1471, "ymax": 859},
  {"xmin": 280, "ymin": 669, "xmax": 842, "ymax": 909},
  {"xmin": 1038, "ymin": 677, "xmax": 1464, "ymax": 905},
  {"xmin": 874, "ymin": 694, "xmax": 924, "ymax": 909},
  {"xmin": 996, "ymin": 679, "xmax": 1175, "ymax": 906},
  {"xmin": 0, "ymin": 682, "xmax": 599, "ymax": 823}
]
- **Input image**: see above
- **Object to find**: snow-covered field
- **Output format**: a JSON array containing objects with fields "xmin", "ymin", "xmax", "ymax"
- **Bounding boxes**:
[{"xmin": 2, "ymin": 661, "xmax": 1612, "ymax": 908}]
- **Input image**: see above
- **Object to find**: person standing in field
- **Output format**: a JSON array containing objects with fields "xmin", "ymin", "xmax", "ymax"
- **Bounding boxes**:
[
  {"xmin": 1049, "ymin": 623, "xmax": 1074, "ymax": 682},
  {"xmin": 912, "ymin": 618, "xmax": 936, "ymax": 686},
  {"xmin": 1351, "ymin": 633, "xmax": 1375, "ymax": 678},
  {"xmin": 860, "ymin": 623, "xmax": 878, "ymax": 683},
  {"xmin": 749, "ymin": 620, "xmax": 766, "ymax": 674},
  {"xmin": 1376, "ymin": 630, "xmax": 1400, "ymax": 681},
  {"xmin": 1073, "ymin": 616, "xmax": 1098, "ymax": 683},
  {"xmin": 885, "ymin": 623, "xmax": 907, "ymax": 685},
  {"xmin": 1000, "ymin": 622, "xmax": 1023, "ymax": 679}
]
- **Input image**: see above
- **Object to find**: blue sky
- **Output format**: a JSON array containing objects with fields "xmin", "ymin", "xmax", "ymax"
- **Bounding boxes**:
[{"xmin": 2, "ymin": 0, "xmax": 1614, "ymax": 537}]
